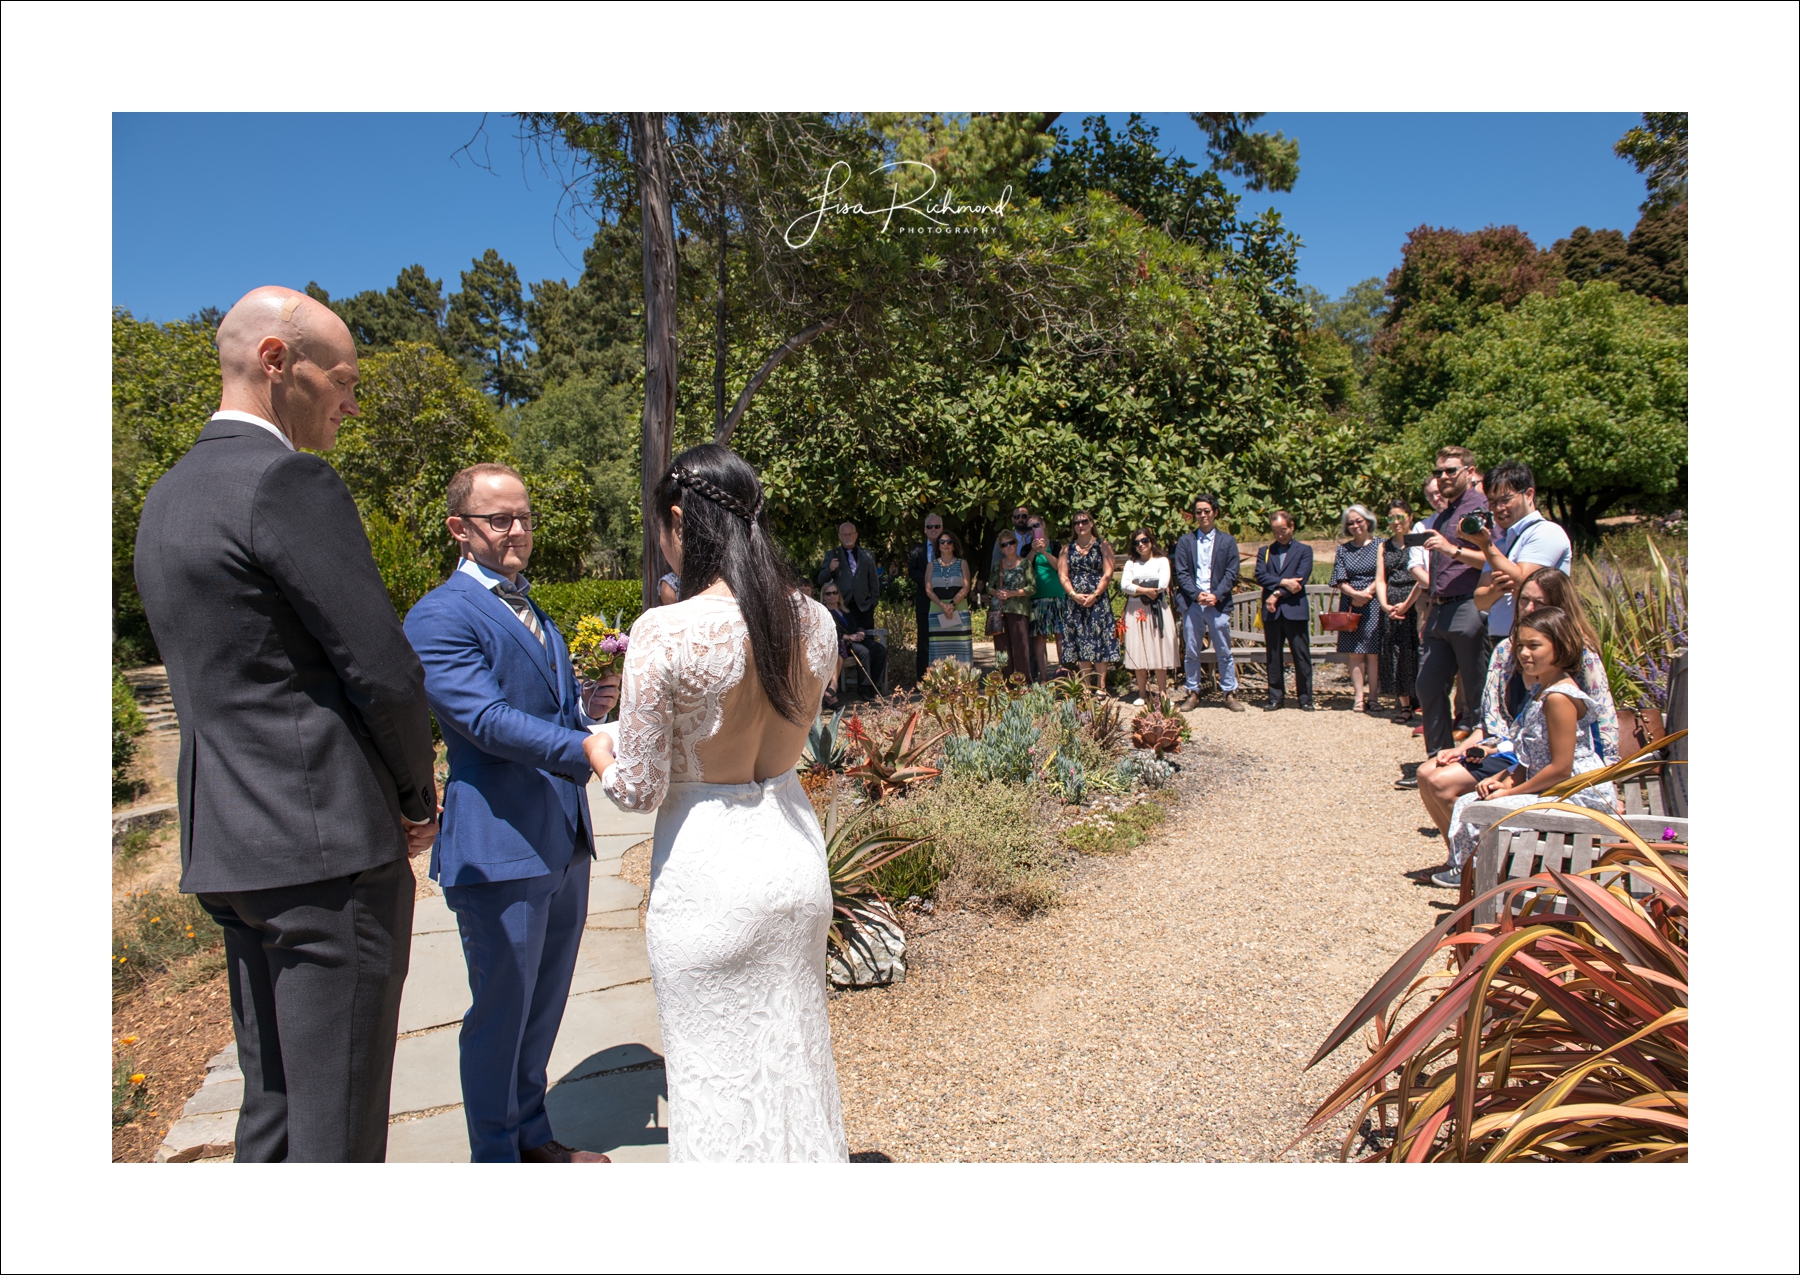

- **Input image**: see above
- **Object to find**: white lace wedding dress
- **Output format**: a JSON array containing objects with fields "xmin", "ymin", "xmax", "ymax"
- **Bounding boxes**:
[{"xmin": 600, "ymin": 594, "xmax": 849, "ymax": 1162}]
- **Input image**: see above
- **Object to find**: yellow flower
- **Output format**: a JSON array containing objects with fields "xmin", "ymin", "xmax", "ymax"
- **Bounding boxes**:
[
  {"xmin": 121, "ymin": 1036, "xmax": 139, "ymax": 1045},
  {"xmin": 130, "ymin": 1073, "xmax": 146, "ymax": 1085},
  {"xmin": 149, "ymin": 916, "xmax": 161, "ymax": 924}
]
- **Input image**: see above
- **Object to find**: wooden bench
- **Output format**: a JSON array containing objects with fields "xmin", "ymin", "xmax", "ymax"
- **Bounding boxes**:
[
  {"xmin": 1183, "ymin": 584, "xmax": 1364, "ymax": 670},
  {"xmin": 1461, "ymin": 804, "xmax": 1688, "ymax": 926}
]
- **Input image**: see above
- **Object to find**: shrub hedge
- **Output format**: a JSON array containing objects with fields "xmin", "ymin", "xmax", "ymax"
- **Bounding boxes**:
[
  {"xmin": 113, "ymin": 670, "xmax": 148, "ymax": 805},
  {"xmin": 531, "ymin": 578, "xmax": 645, "ymax": 637}
]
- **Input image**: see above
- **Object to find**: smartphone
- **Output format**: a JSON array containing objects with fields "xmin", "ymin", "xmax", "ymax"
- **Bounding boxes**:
[
  {"xmin": 1404, "ymin": 531, "xmax": 1429, "ymax": 548},
  {"xmin": 1463, "ymin": 745, "xmax": 1486, "ymax": 762}
]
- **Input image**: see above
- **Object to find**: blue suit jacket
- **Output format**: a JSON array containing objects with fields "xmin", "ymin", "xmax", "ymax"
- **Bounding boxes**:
[
  {"xmin": 404, "ymin": 570, "xmax": 594, "ymax": 886},
  {"xmin": 1255, "ymin": 540, "xmax": 1315, "ymax": 623}
]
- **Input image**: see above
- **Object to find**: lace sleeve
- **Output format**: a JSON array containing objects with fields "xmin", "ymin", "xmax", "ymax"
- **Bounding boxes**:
[{"xmin": 601, "ymin": 609, "xmax": 676, "ymax": 812}]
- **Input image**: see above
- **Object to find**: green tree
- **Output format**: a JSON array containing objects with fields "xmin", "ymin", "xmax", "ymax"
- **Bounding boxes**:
[
  {"xmin": 507, "ymin": 372, "xmax": 641, "ymax": 577},
  {"xmin": 1552, "ymin": 201, "xmax": 1685, "ymax": 307},
  {"xmin": 112, "ymin": 309, "xmax": 222, "ymax": 663},
  {"xmin": 1614, "ymin": 112, "xmax": 1687, "ymax": 212},
  {"xmin": 1302, "ymin": 276, "xmax": 1388, "ymax": 365},
  {"xmin": 1551, "ymin": 225, "xmax": 1630, "ymax": 286},
  {"xmin": 1369, "ymin": 224, "xmax": 1563, "ymax": 434},
  {"xmin": 308, "ymin": 265, "xmax": 449, "ymax": 353},
  {"xmin": 1402, "ymin": 283, "xmax": 1686, "ymax": 542},
  {"xmin": 447, "ymin": 249, "xmax": 534, "ymax": 405},
  {"xmin": 525, "ymin": 223, "xmax": 643, "ymax": 389}
]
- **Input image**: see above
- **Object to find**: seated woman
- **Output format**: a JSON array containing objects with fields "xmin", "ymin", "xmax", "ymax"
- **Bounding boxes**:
[
  {"xmin": 820, "ymin": 582, "xmax": 885, "ymax": 708},
  {"xmin": 1416, "ymin": 566, "xmax": 1619, "ymax": 860},
  {"xmin": 1435, "ymin": 605, "xmax": 1618, "ymax": 888}
]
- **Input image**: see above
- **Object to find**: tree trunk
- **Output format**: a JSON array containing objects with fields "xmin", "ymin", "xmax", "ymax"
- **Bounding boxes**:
[
  {"xmin": 714, "ymin": 205, "xmax": 728, "ymax": 436},
  {"xmin": 713, "ymin": 314, "xmax": 846, "ymax": 446},
  {"xmin": 633, "ymin": 112, "xmax": 678, "ymax": 610}
]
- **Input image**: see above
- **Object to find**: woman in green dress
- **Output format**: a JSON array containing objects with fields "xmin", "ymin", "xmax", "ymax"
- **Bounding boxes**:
[{"xmin": 1024, "ymin": 517, "xmax": 1065, "ymax": 683}]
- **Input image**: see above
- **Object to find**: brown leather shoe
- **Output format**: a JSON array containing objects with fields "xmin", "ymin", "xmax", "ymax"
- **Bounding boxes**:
[
  {"xmin": 1222, "ymin": 693, "xmax": 1246, "ymax": 713},
  {"xmin": 520, "ymin": 1139, "xmax": 610, "ymax": 1163},
  {"xmin": 1178, "ymin": 691, "xmax": 1202, "ymax": 711}
]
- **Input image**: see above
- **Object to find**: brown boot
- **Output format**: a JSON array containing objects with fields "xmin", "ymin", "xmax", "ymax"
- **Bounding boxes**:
[
  {"xmin": 1222, "ymin": 693, "xmax": 1246, "ymax": 713},
  {"xmin": 1178, "ymin": 690, "xmax": 1202, "ymax": 711}
]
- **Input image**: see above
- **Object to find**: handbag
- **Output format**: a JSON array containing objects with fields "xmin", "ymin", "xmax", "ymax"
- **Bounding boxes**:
[{"xmin": 1321, "ymin": 610, "xmax": 1359, "ymax": 632}]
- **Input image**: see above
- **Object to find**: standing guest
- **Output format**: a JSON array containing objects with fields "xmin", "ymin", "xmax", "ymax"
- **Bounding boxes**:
[
  {"xmin": 658, "ymin": 570, "xmax": 681, "ymax": 606},
  {"xmin": 1023, "ymin": 517, "xmax": 1066, "ymax": 683},
  {"xmin": 991, "ymin": 536, "xmax": 1037, "ymax": 679},
  {"xmin": 1415, "ymin": 446, "xmax": 1492, "ymax": 754},
  {"xmin": 1120, "ymin": 528, "xmax": 1176, "ymax": 703},
  {"xmin": 405, "ymin": 463, "xmax": 618, "ymax": 1163},
  {"xmin": 1171, "ymin": 494, "xmax": 1245, "ymax": 712},
  {"xmin": 133, "ymin": 287, "xmax": 438, "ymax": 1162},
  {"xmin": 1057, "ymin": 509, "xmax": 1121, "ymax": 696},
  {"xmin": 988, "ymin": 504, "xmax": 1034, "ymax": 643},
  {"xmin": 1376, "ymin": 501, "xmax": 1423, "ymax": 723},
  {"xmin": 926, "ymin": 528, "xmax": 974, "ymax": 667},
  {"xmin": 1469, "ymin": 459, "xmax": 1573, "ymax": 642},
  {"xmin": 820, "ymin": 583, "xmax": 888, "ymax": 706},
  {"xmin": 1254, "ymin": 510, "xmax": 1314, "ymax": 711},
  {"xmin": 1329, "ymin": 504, "xmax": 1383, "ymax": 711},
  {"xmin": 906, "ymin": 511, "xmax": 947, "ymax": 680},
  {"xmin": 818, "ymin": 521, "xmax": 879, "ymax": 632}
]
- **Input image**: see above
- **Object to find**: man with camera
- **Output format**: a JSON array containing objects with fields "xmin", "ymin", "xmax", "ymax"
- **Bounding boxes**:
[
  {"xmin": 1468, "ymin": 459, "xmax": 1572, "ymax": 640},
  {"xmin": 1415, "ymin": 446, "xmax": 1492, "ymax": 755}
]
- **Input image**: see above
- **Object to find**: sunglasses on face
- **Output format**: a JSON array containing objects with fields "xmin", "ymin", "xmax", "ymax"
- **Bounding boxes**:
[
  {"xmin": 1133, "ymin": 537, "xmax": 1150, "ymax": 546},
  {"xmin": 1432, "ymin": 466, "xmax": 1463, "ymax": 478},
  {"xmin": 1073, "ymin": 518, "xmax": 1092, "ymax": 527}
]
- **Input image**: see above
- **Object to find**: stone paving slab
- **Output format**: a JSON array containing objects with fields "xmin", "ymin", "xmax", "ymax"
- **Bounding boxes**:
[
  {"xmin": 568, "ymin": 927, "xmax": 652, "ymax": 996},
  {"xmin": 397, "ymin": 931, "xmax": 472, "ymax": 1034},
  {"xmin": 544, "ymin": 1067, "xmax": 669, "ymax": 1159},
  {"xmin": 413, "ymin": 893, "xmax": 456, "ymax": 936},
  {"xmin": 588, "ymin": 873, "xmax": 643, "ymax": 915},
  {"xmin": 587, "ymin": 909, "xmax": 640, "ymax": 930},
  {"xmin": 548, "ymin": 984, "xmax": 665, "ymax": 1082}
]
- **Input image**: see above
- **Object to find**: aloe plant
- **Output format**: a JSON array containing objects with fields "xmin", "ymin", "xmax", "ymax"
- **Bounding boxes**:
[
  {"xmin": 1294, "ymin": 803, "xmax": 1688, "ymax": 1162},
  {"xmin": 843, "ymin": 709, "xmax": 946, "ymax": 801}
]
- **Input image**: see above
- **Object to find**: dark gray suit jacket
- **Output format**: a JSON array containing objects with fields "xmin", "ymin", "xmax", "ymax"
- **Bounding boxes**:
[
  {"xmin": 134, "ymin": 418, "xmax": 437, "ymax": 893},
  {"xmin": 1170, "ymin": 529, "xmax": 1241, "ymax": 617}
]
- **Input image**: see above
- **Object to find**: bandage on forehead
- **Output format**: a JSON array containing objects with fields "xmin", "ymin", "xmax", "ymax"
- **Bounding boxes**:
[{"xmin": 279, "ymin": 294, "xmax": 303, "ymax": 322}]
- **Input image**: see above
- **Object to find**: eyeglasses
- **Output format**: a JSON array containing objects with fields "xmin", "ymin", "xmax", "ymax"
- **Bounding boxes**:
[
  {"xmin": 1432, "ymin": 466, "xmax": 1464, "ymax": 478},
  {"xmin": 459, "ymin": 511, "xmax": 537, "ymax": 532},
  {"xmin": 1132, "ymin": 537, "xmax": 1150, "ymax": 546}
]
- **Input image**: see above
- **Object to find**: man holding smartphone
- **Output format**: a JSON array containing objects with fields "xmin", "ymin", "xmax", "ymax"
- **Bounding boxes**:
[{"xmin": 1415, "ymin": 446, "xmax": 1490, "ymax": 755}]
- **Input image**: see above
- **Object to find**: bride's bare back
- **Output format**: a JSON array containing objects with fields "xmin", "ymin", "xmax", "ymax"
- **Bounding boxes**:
[{"xmin": 600, "ymin": 586, "xmax": 835, "ymax": 810}]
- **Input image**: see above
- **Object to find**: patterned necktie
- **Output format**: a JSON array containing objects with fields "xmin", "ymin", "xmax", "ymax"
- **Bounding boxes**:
[{"xmin": 494, "ymin": 579, "xmax": 545, "ymax": 646}]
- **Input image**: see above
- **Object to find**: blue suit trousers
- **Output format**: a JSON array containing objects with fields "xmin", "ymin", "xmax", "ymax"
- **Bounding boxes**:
[
  {"xmin": 444, "ymin": 853, "xmax": 590, "ymax": 1161},
  {"xmin": 1182, "ymin": 604, "xmax": 1238, "ymax": 693}
]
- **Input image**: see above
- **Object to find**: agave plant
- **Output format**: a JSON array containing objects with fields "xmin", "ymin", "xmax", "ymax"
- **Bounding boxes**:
[
  {"xmin": 843, "ymin": 709, "xmax": 946, "ymax": 801},
  {"xmin": 802, "ymin": 706, "xmax": 850, "ymax": 774},
  {"xmin": 1293, "ymin": 803, "xmax": 1687, "ymax": 1162},
  {"xmin": 821, "ymin": 781, "xmax": 934, "ymax": 955}
]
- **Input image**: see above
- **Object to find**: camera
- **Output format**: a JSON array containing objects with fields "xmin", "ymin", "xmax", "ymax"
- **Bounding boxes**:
[{"xmin": 1459, "ymin": 509, "xmax": 1494, "ymax": 536}]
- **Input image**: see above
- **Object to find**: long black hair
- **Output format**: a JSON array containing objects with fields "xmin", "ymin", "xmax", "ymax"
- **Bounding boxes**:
[{"xmin": 654, "ymin": 443, "xmax": 811, "ymax": 726}]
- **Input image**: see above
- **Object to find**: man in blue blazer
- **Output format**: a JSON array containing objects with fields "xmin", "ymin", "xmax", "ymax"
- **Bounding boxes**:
[
  {"xmin": 1254, "ymin": 510, "xmax": 1315, "ymax": 711},
  {"xmin": 1170, "ymin": 493, "xmax": 1246, "ymax": 712},
  {"xmin": 404, "ymin": 462, "xmax": 616, "ymax": 1163}
]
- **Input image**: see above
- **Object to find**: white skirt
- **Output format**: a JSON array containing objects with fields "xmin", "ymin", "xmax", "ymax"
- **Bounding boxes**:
[{"xmin": 647, "ymin": 772, "xmax": 849, "ymax": 1162}]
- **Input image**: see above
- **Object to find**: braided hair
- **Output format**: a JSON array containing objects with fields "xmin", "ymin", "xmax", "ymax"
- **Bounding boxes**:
[{"xmin": 654, "ymin": 443, "xmax": 812, "ymax": 725}]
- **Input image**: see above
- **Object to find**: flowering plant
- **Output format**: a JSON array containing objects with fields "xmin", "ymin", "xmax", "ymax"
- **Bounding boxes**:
[{"xmin": 568, "ymin": 615, "xmax": 630, "ymax": 681}]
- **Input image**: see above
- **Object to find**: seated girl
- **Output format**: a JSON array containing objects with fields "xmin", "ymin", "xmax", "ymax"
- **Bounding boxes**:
[
  {"xmin": 1436, "ymin": 605, "xmax": 1618, "ymax": 888},
  {"xmin": 1416, "ymin": 567, "xmax": 1619, "ymax": 861}
]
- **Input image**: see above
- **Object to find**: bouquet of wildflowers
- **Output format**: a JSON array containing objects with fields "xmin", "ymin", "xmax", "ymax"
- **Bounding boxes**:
[{"xmin": 569, "ymin": 614, "xmax": 630, "ymax": 681}]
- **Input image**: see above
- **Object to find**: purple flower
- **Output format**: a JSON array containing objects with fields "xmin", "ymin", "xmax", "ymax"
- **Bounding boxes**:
[{"xmin": 1661, "ymin": 827, "xmax": 1678, "ymax": 842}]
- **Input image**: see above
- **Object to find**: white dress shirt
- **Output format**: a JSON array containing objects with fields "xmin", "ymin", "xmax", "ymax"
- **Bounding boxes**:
[
  {"xmin": 1193, "ymin": 530, "xmax": 1216, "ymax": 602},
  {"xmin": 211, "ymin": 409, "xmax": 294, "ymax": 450}
]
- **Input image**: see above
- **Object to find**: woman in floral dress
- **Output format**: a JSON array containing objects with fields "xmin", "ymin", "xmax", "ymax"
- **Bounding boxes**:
[{"xmin": 1057, "ymin": 509, "xmax": 1119, "ymax": 693}]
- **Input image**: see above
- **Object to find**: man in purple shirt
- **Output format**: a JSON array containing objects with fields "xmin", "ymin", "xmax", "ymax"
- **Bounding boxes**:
[{"xmin": 1415, "ymin": 446, "xmax": 1491, "ymax": 754}]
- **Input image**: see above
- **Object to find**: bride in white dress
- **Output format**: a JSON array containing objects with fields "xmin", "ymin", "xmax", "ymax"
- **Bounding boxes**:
[{"xmin": 590, "ymin": 444, "xmax": 849, "ymax": 1162}]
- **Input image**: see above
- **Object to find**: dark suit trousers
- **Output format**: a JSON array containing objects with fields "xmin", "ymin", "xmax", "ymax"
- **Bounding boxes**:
[
  {"xmin": 198, "ymin": 857, "xmax": 413, "ymax": 1162},
  {"xmin": 1417, "ymin": 596, "xmax": 1489, "ymax": 754},
  {"xmin": 443, "ymin": 851, "xmax": 590, "ymax": 1161},
  {"xmin": 1264, "ymin": 614, "xmax": 1312, "ymax": 700}
]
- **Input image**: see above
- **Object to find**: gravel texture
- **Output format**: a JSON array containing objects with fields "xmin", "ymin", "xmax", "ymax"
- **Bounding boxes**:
[{"xmin": 826, "ymin": 665, "xmax": 1453, "ymax": 1162}]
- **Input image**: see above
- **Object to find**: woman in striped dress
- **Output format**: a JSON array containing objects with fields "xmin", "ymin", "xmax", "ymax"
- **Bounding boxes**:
[{"xmin": 926, "ymin": 530, "xmax": 973, "ymax": 667}]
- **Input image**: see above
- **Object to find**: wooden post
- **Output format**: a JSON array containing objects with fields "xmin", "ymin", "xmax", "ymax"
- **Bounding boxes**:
[{"xmin": 633, "ymin": 112, "xmax": 678, "ymax": 610}]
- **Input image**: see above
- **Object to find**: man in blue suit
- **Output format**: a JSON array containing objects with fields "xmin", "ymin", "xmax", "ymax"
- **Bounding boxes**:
[
  {"xmin": 404, "ymin": 462, "xmax": 617, "ymax": 1163},
  {"xmin": 1170, "ymin": 493, "xmax": 1246, "ymax": 713}
]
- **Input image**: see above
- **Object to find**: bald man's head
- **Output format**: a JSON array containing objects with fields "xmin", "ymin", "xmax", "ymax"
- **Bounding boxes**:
[{"xmin": 216, "ymin": 286, "xmax": 360, "ymax": 450}]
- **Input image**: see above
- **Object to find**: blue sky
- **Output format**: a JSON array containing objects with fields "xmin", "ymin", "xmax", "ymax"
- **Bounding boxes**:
[{"xmin": 113, "ymin": 112, "xmax": 1649, "ymax": 321}]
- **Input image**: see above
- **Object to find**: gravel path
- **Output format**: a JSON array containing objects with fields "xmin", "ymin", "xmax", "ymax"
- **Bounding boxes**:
[{"xmin": 827, "ymin": 667, "xmax": 1453, "ymax": 1162}]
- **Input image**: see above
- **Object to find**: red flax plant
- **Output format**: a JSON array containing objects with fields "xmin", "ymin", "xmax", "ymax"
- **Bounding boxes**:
[{"xmin": 1292, "ymin": 803, "xmax": 1687, "ymax": 1162}]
